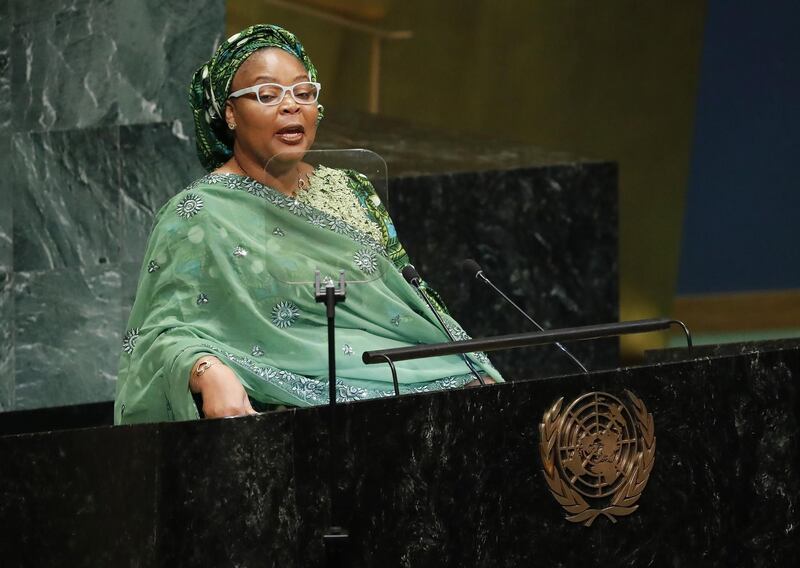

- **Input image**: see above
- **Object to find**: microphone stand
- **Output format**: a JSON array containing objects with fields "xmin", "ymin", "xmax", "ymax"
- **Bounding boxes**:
[
  {"xmin": 403, "ymin": 265, "xmax": 486, "ymax": 385},
  {"xmin": 314, "ymin": 271, "xmax": 349, "ymax": 567},
  {"xmin": 476, "ymin": 269, "xmax": 589, "ymax": 374}
]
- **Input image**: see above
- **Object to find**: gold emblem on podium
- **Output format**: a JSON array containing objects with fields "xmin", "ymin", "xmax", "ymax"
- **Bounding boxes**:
[{"xmin": 539, "ymin": 390, "xmax": 656, "ymax": 526}]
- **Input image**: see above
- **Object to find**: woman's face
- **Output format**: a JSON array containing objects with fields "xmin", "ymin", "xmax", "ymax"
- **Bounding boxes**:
[{"xmin": 225, "ymin": 48, "xmax": 319, "ymax": 168}]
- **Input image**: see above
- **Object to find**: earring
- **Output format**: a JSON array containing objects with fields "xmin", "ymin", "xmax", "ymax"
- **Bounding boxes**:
[{"xmin": 227, "ymin": 122, "xmax": 236, "ymax": 130}]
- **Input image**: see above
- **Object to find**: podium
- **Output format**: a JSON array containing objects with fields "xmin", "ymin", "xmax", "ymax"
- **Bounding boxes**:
[{"xmin": 1, "ymin": 339, "xmax": 798, "ymax": 566}]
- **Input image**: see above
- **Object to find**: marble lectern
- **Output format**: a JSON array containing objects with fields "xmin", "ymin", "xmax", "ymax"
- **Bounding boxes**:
[{"xmin": 1, "ymin": 339, "xmax": 797, "ymax": 566}]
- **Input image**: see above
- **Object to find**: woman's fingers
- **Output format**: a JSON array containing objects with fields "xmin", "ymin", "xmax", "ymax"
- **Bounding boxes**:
[
  {"xmin": 465, "ymin": 376, "xmax": 497, "ymax": 387},
  {"xmin": 204, "ymin": 405, "xmax": 253, "ymax": 419},
  {"xmin": 243, "ymin": 394, "xmax": 258, "ymax": 416},
  {"xmin": 202, "ymin": 397, "xmax": 257, "ymax": 419}
]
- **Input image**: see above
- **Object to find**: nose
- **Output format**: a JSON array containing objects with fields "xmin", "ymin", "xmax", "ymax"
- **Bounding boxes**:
[{"xmin": 278, "ymin": 90, "xmax": 300, "ymax": 114}]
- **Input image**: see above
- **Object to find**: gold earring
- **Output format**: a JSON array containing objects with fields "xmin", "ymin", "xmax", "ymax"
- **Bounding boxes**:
[{"xmin": 228, "ymin": 122, "xmax": 236, "ymax": 130}]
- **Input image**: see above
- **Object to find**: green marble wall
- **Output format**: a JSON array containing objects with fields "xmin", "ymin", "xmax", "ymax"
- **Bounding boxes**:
[
  {"xmin": 0, "ymin": 0, "xmax": 222, "ymax": 410},
  {"xmin": 1, "ymin": 1, "xmax": 14, "ymax": 411}
]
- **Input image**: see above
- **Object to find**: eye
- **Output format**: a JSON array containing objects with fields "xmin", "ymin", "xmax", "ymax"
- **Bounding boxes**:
[
  {"xmin": 292, "ymin": 83, "xmax": 318, "ymax": 101},
  {"xmin": 258, "ymin": 85, "xmax": 282, "ymax": 103}
]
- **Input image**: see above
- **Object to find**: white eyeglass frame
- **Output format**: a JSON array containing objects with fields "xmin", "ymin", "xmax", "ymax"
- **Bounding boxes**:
[{"xmin": 228, "ymin": 81, "xmax": 322, "ymax": 106}]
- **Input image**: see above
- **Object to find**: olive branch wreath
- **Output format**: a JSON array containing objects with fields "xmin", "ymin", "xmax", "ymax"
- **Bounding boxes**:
[{"xmin": 538, "ymin": 390, "xmax": 656, "ymax": 527}]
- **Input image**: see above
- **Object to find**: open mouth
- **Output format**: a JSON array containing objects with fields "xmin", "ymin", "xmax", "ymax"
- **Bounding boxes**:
[{"xmin": 275, "ymin": 124, "xmax": 305, "ymax": 144}]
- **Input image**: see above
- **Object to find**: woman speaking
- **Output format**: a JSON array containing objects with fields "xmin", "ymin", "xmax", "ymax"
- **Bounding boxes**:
[{"xmin": 115, "ymin": 24, "xmax": 500, "ymax": 425}]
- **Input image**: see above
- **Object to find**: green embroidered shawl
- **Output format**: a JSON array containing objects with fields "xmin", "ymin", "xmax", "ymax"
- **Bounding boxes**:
[{"xmin": 114, "ymin": 169, "xmax": 502, "ymax": 425}]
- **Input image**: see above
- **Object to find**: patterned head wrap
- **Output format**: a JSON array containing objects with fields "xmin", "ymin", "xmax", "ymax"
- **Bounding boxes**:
[{"xmin": 189, "ymin": 24, "xmax": 322, "ymax": 171}]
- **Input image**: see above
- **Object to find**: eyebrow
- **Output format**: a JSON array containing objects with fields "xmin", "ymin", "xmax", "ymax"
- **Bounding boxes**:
[{"xmin": 252, "ymin": 74, "xmax": 310, "ymax": 83}]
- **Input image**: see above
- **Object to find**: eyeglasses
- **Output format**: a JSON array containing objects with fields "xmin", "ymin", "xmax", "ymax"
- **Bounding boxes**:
[{"xmin": 228, "ymin": 81, "xmax": 322, "ymax": 106}]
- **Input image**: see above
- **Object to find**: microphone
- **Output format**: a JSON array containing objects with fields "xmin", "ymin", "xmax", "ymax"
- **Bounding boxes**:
[
  {"xmin": 461, "ymin": 259, "xmax": 589, "ymax": 374},
  {"xmin": 401, "ymin": 264, "xmax": 486, "ymax": 386},
  {"xmin": 401, "ymin": 264, "xmax": 421, "ymax": 286}
]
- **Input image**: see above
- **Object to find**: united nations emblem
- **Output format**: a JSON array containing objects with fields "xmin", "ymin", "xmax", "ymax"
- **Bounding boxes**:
[{"xmin": 539, "ymin": 390, "xmax": 656, "ymax": 526}]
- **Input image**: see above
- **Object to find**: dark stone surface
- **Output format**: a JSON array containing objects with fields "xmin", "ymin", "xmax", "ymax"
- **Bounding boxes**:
[
  {"xmin": 644, "ymin": 336, "xmax": 800, "ymax": 364},
  {"xmin": 0, "ymin": 400, "xmax": 112, "ymax": 436},
  {"xmin": 115, "ymin": 0, "xmax": 224, "ymax": 126},
  {"xmin": 8, "ymin": 0, "xmax": 224, "ymax": 133},
  {"xmin": 12, "ymin": 265, "xmax": 123, "ymax": 410},
  {"xmin": 0, "ymin": 0, "xmax": 225, "ymax": 412},
  {"xmin": 0, "ymin": 0, "xmax": 9, "ymax": 134},
  {"xmin": 119, "ymin": 120, "xmax": 205, "ymax": 264},
  {"xmin": 0, "ymin": 271, "xmax": 12, "ymax": 411},
  {"xmin": 11, "ymin": 127, "xmax": 121, "ymax": 271},
  {"xmin": 388, "ymin": 163, "xmax": 619, "ymax": 380},
  {"xmin": 0, "ymin": 135, "xmax": 11, "ymax": 272},
  {"xmin": 1, "ymin": 346, "xmax": 798, "ymax": 566},
  {"xmin": 0, "ymin": 133, "xmax": 12, "ymax": 411},
  {"xmin": 0, "ymin": 422, "xmax": 161, "ymax": 567},
  {"xmin": 10, "ymin": 0, "xmax": 119, "ymax": 132}
]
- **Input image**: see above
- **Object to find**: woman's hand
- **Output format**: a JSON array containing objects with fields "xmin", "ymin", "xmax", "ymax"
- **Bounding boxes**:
[
  {"xmin": 189, "ymin": 356, "xmax": 257, "ymax": 419},
  {"xmin": 465, "ymin": 375, "xmax": 496, "ymax": 387}
]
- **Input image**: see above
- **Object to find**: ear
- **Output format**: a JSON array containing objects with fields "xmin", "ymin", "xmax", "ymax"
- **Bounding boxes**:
[{"xmin": 224, "ymin": 100, "xmax": 235, "ymax": 127}]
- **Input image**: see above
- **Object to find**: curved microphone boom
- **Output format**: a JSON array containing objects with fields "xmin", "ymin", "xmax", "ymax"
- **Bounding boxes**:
[
  {"xmin": 461, "ymin": 259, "xmax": 589, "ymax": 374},
  {"xmin": 401, "ymin": 264, "xmax": 486, "ymax": 386}
]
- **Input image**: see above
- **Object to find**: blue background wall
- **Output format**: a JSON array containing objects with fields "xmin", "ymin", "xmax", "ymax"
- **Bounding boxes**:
[{"xmin": 678, "ymin": 0, "xmax": 800, "ymax": 295}]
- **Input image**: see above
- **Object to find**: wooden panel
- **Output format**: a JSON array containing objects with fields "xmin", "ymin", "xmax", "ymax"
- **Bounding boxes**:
[
  {"xmin": 293, "ymin": 0, "xmax": 391, "ymax": 22},
  {"xmin": 673, "ymin": 289, "xmax": 800, "ymax": 331}
]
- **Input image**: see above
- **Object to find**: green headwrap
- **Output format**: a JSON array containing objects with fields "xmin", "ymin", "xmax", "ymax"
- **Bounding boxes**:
[{"xmin": 189, "ymin": 24, "xmax": 322, "ymax": 171}]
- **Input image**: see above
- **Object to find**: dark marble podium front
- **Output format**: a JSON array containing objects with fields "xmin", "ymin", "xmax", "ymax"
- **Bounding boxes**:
[{"xmin": 1, "ymin": 342, "xmax": 798, "ymax": 567}]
